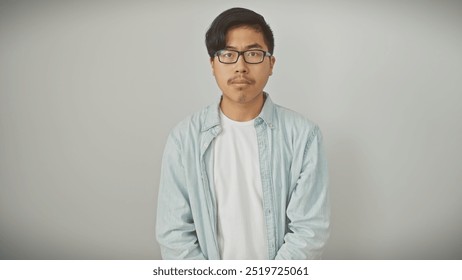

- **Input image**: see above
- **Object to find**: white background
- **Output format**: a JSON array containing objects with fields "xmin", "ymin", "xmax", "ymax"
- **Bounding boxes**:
[{"xmin": 1, "ymin": 0, "xmax": 461, "ymax": 259}]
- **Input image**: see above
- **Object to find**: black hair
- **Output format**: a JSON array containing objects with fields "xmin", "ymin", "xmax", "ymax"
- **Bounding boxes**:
[{"xmin": 205, "ymin": 7, "xmax": 274, "ymax": 58}]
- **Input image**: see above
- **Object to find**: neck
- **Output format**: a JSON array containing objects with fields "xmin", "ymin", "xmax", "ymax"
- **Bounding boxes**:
[{"xmin": 220, "ymin": 92, "xmax": 265, "ymax": 121}]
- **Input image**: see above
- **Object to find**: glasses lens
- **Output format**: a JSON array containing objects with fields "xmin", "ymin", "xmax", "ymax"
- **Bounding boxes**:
[
  {"xmin": 217, "ymin": 50, "xmax": 238, "ymax": 63},
  {"xmin": 243, "ymin": 50, "xmax": 265, "ymax": 63}
]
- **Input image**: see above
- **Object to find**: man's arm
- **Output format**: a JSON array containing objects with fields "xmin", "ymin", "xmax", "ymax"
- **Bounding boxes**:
[
  {"xmin": 275, "ymin": 126, "xmax": 331, "ymax": 259},
  {"xmin": 156, "ymin": 132, "xmax": 206, "ymax": 259}
]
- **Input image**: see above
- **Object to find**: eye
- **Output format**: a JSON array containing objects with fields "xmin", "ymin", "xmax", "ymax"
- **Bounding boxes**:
[
  {"xmin": 246, "ymin": 50, "xmax": 262, "ymax": 57},
  {"xmin": 223, "ymin": 52, "xmax": 233, "ymax": 58},
  {"xmin": 220, "ymin": 51, "xmax": 235, "ymax": 58}
]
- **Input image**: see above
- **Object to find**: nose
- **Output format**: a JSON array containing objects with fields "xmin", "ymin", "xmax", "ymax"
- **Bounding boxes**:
[{"xmin": 234, "ymin": 54, "xmax": 248, "ymax": 73}]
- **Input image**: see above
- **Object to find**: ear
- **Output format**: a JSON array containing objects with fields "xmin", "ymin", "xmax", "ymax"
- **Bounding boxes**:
[
  {"xmin": 269, "ymin": 56, "xmax": 276, "ymax": 76},
  {"xmin": 210, "ymin": 57, "xmax": 215, "ymax": 76}
]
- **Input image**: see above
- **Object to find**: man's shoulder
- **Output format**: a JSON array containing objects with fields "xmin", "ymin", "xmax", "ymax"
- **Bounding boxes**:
[
  {"xmin": 169, "ymin": 103, "xmax": 215, "ymax": 136},
  {"xmin": 272, "ymin": 102, "xmax": 318, "ymax": 130},
  {"xmin": 270, "ymin": 102, "xmax": 323, "ymax": 149}
]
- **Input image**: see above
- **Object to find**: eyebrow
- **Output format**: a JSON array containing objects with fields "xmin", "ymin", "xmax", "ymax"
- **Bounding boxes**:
[{"xmin": 225, "ymin": 43, "xmax": 264, "ymax": 50}]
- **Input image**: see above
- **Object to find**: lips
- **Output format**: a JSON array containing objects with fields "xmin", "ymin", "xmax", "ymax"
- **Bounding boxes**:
[{"xmin": 233, "ymin": 80, "xmax": 251, "ymax": 84}]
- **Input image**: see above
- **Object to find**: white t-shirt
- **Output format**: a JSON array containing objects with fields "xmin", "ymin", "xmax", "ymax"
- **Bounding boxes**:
[{"xmin": 213, "ymin": 111, "xmax": 268, "ymax": 259}]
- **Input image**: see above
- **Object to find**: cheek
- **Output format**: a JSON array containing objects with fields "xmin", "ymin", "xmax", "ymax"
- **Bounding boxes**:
[
  {"xmin": 255, "ymin": 69, "xmax": 272, "ymax": 84},
  {"xmin": 214, "ymin": 68, "xmax": 229, "ymax": 83},
  {"xmin": 213, "ymin": 69, "xmax": 229, "ymax": 90}
]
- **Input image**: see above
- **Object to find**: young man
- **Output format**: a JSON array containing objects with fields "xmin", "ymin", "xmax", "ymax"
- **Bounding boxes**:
[{"xmin": 156, "ymin": 7, "xmax": 330, "ymax": 260}]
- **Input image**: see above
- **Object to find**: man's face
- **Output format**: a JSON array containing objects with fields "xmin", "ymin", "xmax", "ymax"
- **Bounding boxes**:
[{"xmin": 211, "ymin": 26, "xmax": 275, "ymax": 105}]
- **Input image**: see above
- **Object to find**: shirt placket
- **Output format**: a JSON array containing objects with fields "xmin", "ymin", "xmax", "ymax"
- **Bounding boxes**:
[
  {"xmin": 255, "ymin": 117, "xmax": 277, "ymax": 259},
  {"xmin": 200, "ymin": 127, "xmax": 221, "ymax": 259}
]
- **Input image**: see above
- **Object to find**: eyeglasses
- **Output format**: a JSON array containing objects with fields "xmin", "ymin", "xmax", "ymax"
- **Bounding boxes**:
[{"xmin": 215, "ymin": 49, "xmax": 272, "ymax": 64}]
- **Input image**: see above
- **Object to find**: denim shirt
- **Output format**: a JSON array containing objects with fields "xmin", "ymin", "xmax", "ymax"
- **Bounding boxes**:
[{"xmin": 156, "ymin": 94, "xmax": 330, "ymax": 259}]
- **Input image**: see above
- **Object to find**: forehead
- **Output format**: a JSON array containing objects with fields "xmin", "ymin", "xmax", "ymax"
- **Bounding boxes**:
[{"xmin": 225, "ymin": 26, "xmax": 268, "ymax": 49}]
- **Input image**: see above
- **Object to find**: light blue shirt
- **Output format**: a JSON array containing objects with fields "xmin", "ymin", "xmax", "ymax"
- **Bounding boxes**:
[{"xmin": 156, "ymin": 93, "xmax": 330, "ymax": 259}]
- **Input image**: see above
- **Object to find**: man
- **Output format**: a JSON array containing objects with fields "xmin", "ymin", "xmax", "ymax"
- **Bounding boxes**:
[{"xmin": 156, "ymin": 7, "xmax": 330, "ymax": 260}]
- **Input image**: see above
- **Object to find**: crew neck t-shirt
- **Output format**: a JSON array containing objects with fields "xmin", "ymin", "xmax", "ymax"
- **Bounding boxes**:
[{"xmin": 213, "ymin": 111, "xmax": 268, "ymax": 259}]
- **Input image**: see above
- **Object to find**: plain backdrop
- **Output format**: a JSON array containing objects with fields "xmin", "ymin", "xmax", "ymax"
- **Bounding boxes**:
[{"xmin": 1, "ymin": 0, "xmax": 461, "ymax": 259}]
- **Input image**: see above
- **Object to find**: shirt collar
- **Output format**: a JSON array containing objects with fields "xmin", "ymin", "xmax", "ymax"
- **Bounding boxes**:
[
  {"xmin": 258, "ymin": 92, "xmax": 276, "ymax": 129},
  {"xmin": 201, "ymin": 92, "xmax": 275, "ymax": 132}
]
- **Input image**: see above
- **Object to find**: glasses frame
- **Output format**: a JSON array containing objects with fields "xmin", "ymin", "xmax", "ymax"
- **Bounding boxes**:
[{"xmin": 214, "ymin": 49, "xmax": 272, "ymax": 64}]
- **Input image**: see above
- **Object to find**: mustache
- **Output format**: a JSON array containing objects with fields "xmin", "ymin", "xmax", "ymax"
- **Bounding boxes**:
[{"xmin": 228, "ymin": 76, "xmax": 254, "ymax": 85}]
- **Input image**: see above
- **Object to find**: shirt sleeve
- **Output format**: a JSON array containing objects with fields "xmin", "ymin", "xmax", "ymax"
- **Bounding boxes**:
[
  {"xmin": 275, "ymin": 126, "xmax": 331, "ymax": 259},
  {"xmin": 156, "ymin": 132, "xmax": 206, "ymax": 260}
]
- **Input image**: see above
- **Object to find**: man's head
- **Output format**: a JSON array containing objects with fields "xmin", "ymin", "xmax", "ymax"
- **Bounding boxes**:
[
  {"xmin": 205, "ymin": 8, "xmax": 274, "ymax": 58},
  {"xmin": 206, "ymin": 8, "xmax": 275, "ymax": 107}
]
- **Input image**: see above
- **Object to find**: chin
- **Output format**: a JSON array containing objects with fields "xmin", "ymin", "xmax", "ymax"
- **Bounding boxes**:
[
  {"xmin": 237, "ymin": 91, "xmax": 263, "ymax": 104},
  {"xmin": 222, "ymin": 88, "xmax": 263, "ymax": 103}
]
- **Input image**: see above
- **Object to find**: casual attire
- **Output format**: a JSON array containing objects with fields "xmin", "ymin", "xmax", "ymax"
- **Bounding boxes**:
[{"xmin": 156, "ymin": 93, "xmax": 330, "ymax": 259}]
